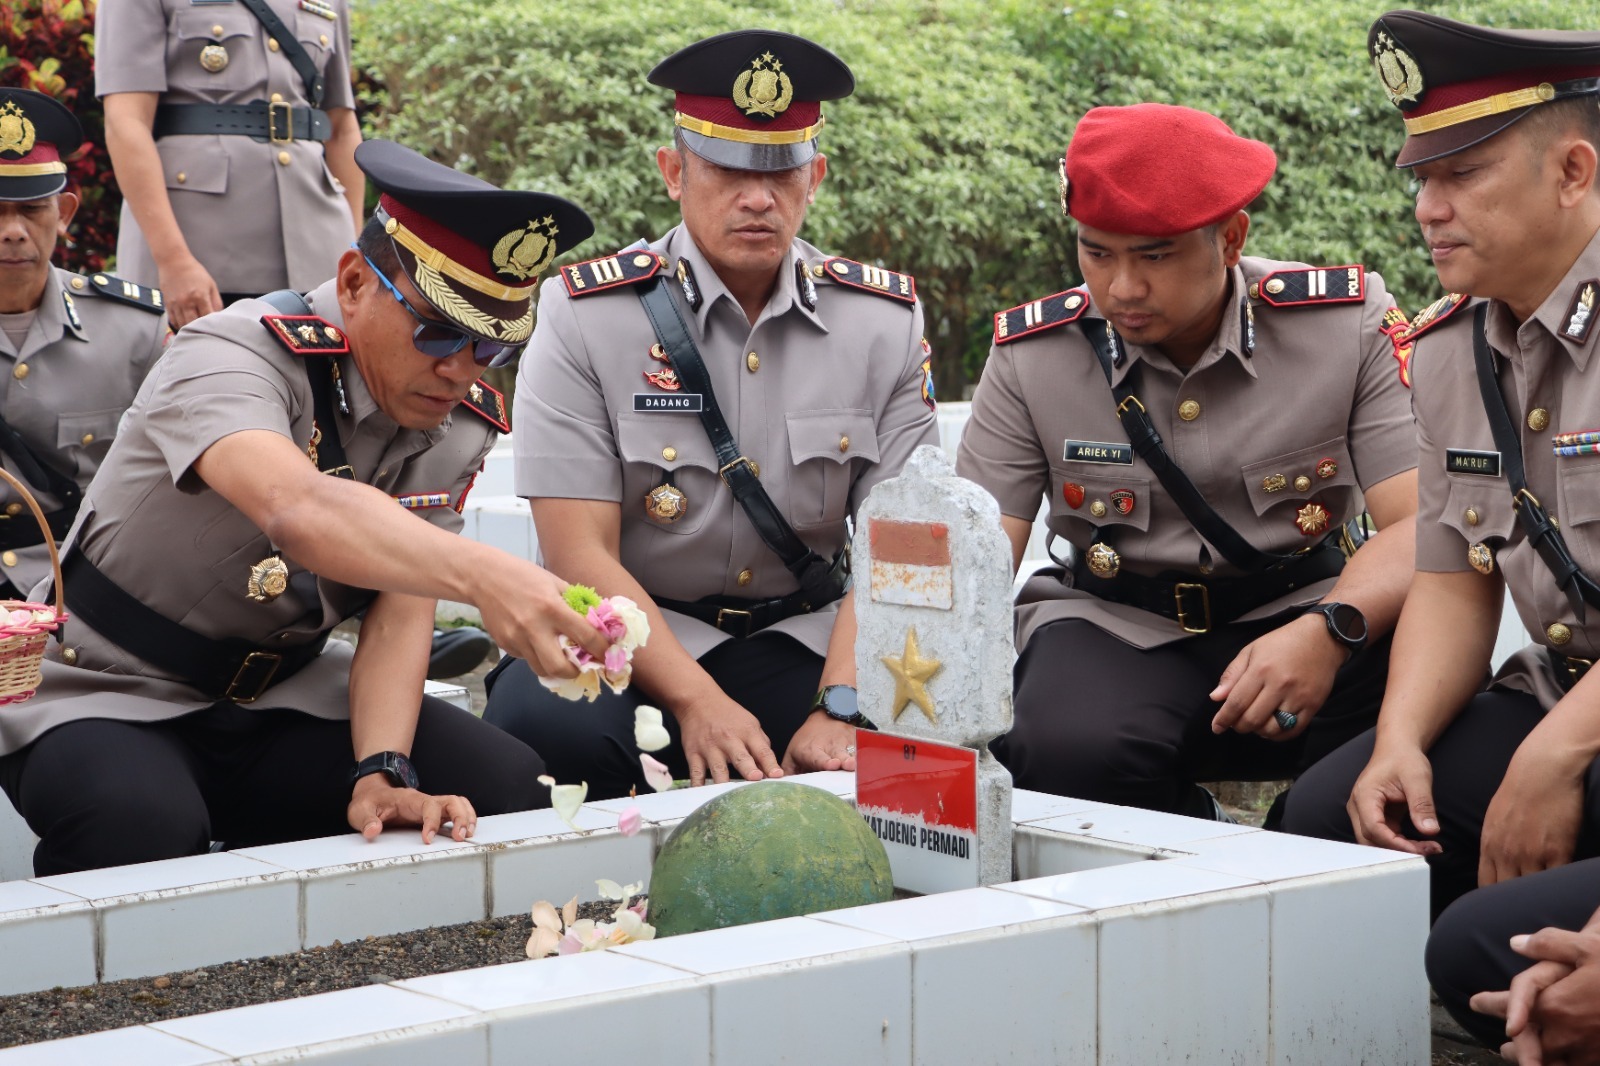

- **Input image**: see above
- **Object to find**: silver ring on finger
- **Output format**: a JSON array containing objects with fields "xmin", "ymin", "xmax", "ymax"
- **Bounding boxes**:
[
  {"xmin": 1273, "ymin": 709, "xmax": 1298, "ymax": 731},
  {"xmin": 845, "ymin": 744, "xmax": 856, "ymax": 756}
]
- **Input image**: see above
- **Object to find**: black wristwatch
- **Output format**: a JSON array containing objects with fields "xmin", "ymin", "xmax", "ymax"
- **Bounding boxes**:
[
  {"xmin": 351, "ymin": 751, "xmax": 419, "ymax": 791},
  {"xmin": 1310, "ymin": 601, "xmax": 1368, "ymax": 655},
  {"xmin": 812, "ymin": 685, "xmax": 872, "ymax": 728}
]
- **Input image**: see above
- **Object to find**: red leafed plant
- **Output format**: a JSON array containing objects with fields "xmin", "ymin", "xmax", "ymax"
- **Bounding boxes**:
[{"xmin": 1, "ymin": 0, "xmax": 118, "ymax": 274}]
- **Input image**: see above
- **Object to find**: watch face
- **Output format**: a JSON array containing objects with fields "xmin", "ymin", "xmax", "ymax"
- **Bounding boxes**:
[
  {"xmin": 384, "ymin": 752, "xmax": 420, "ymax": 790},
  {"xmin": 822, "ymin": 685, "xmax": 859, "ymax": 720},
  {"xmin": 1326, "ymin": 602, "xmax": 1368, "ymax": 643}
]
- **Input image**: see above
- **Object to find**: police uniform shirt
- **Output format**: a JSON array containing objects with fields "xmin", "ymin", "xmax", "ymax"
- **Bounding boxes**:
[
  {"xmin": 95, "ymin": 0, "xmax": 356, "ymax": 294},
  {"xmin": 0, "ymin": 279, "xmax": 497, "ymax": 757},
  {"xmin": 957, "ymin": 258, "xmax": 1418, "ymax": 650},
  {"xmin": 515, "ymin": 225, "xmax": 939, "ymax": 658},
  {"xmin": 0, "ymin": 267, "xmax": 168, "ymax": 596},
  {"xmin": 1412, "ymin": 227, "xmax": 1600, "ymax": 709}
]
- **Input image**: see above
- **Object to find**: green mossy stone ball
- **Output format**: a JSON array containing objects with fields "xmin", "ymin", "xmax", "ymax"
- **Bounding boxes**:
[{"xmin": 649, "ymin": 781, "xmax": 894, "ymax": 937}]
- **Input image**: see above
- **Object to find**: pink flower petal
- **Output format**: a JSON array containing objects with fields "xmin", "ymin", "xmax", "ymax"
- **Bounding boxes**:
[
  {"xmin": 640, "ymin": 752, "xmax": 674, "ymax": 792},
  {"xmin": 618, "ymin": 806, "xmax": 642, "ymax": 837}
]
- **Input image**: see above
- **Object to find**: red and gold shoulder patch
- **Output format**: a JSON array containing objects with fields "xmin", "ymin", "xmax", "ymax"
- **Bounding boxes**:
[
  {"xmin": 261, "ymin": 314, "xmax": 351, "ymax": 355},
  {"xmin": 1401, "ymin": 292, "xmax": 1470, "ymax": 344},
  {"xmin": 993, "ymin": 289, "xmax": 1089, "ymax": 345},
  {"xmin": 819, "ymin": 257, "xmax": 916, "ymax": 305},
  {"xmin": 459, "ymin": 380, "xmax": 510, "ymax": 433},
  {"xmin": 1252, "ymin": 265, "xmax": 1365, "ymax": 307},
  {"xmin": 561, "ymin": 250, "xmax": 667, "ymax": 298},
  {"xmin": 1379, "ymin": 306, "xmax": 1414, "ymax": 389}
]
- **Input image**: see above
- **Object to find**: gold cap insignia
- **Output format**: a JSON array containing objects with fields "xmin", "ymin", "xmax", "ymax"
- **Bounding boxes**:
[
  {"xmin": 732, "ymin": 51, "xmax": 794, "ymax": 120},
  {"xmin": 1371, "ymin": 31, "xmax": 1424, "ymax": 109},
  {"xmin": 491, "ymin": 216, "xmax": 560, "ymax": 283},
  {"xmin": 0, "ymin": 101, "xmax": 36, "ymax": 157},
  {"xmin": 247, "ymin": 555, "xmax": 290, "ymax": 604},
  {"xmin": 1058, "ymin": 157, "xmax": 1071, "ymax": 218}
]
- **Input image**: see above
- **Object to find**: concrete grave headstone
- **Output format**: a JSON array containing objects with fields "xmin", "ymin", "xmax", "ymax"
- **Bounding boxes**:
[{"xmin": 853, "ymin": 444, "xmax": 1014, "ymax": 887}]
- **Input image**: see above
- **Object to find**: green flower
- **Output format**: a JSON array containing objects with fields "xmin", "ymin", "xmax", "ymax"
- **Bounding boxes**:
[{"xmin": 562, "ymin": 584, "xmax": 602, "ymax": 614}]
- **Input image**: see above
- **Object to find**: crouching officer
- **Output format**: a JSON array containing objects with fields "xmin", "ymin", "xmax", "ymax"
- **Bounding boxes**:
[
  {"xmin": 0, "ymin": 89, "xmax": 169, "ymax": 601},
  {"xmin": 483, "ymin": 31, "xmax": 939, "ymax": 798},
  {"xmin": 957, "ymin": 104, "xmax": 1419, "ymax": 817},
  {"xmin": 1276, "ymin": 12, "xmax": 1600, "ymax": 1055},
  {"xmin": 0, "ymin": 140, "xmax": 612, "ymax": 876}
]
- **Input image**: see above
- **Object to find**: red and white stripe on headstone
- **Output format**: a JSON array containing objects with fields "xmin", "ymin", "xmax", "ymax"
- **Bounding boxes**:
[{"xmin": 868, "ymin": 519, "xmax": 953, "ymax": 610}]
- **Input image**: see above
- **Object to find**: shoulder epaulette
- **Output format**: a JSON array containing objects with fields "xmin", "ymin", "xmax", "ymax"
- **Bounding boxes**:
[
  {"xmin": 1252, "ymin": 265, "xmax": 1365, "ymax": 307},
  {"xmin": 1560, "ymin": 279, "xmax": 1598, "ymax": 346},
  {"xmin": 818, "ymin": 256, "xmax": 916, "ymax": 305},
  {"xmin": 459, "ymin": 379, "xmax": 510, "ymax": 433},
  {"xmin": 85, "ymin": 272, "xmax": 165, "ymax": 314},
  {"xmin": 560, "ymin": 250, "xmax": 667, "ymax": 298},
  {"xmin": 993, "ymin": 288, "xmax": 1089, "ymax": 345},
  {"xmin": 1401, "ymin": 292, "xmax": 1470, "ymax": 343},
  {"xmin": 261, "ymin": 313, "xmax": 350, "ymax": 355}
]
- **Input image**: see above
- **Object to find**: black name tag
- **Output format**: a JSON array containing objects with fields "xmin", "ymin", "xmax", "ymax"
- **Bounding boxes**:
[
  {"xmin": 1063, "ymin": 440, "xmax": 1133, "ymax": 465},
  {"xmin": 633, "ymin": 393, "xmax": 703, "ymax": 412},
  {"xmin": 1445, "ymin": 448, "xmax": 1502, "ymax": 477}
]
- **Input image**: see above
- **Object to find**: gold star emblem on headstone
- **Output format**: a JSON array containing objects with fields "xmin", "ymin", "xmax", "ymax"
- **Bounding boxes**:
[{"xmin": 881, "ymin": 626, "xmax": 942, "ymax": 723}]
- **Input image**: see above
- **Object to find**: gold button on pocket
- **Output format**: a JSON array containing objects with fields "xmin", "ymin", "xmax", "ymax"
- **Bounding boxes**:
[
  {"xmin": 662, "ymin": 446, "xmax": 677, "ymax": 462},
  {"xmin": 270, "ymin": 92, "xmax": 283, "ymax": 103},
  {"xmin": 319, "ymin": 33, "xmax": 329, "ymax": 45},
  {"xmin": 1465, "ymin": 507, "xmax": 1480, "ymax": 526},
  {"xmin": 746, "ymin": 352, "xmax": 760, "ymax": 373},
  {"xmin": 1548, "ymin": 622, "xmax": 1573, "ymax": 645},
  {"xmin": 1178, "ymin": 399, "xmax": 1201, "ymax": 421},
  {"xmin": 1089, "ymin": 500, "xmax": 1108, "ymax": 518},
  {"xmin": 839, "ymin": 436, "xmax": 850, "ymax": 453},
  {"xmin": 80, "ymin": 433, "xmax": 95, "ymax": 446},
  {"xmin": 1, "ymin": 552, "xmax": 16, "ymax": 568},
  {"xmin": 737, "ymin": 569, "xmax": 753, "ymax": 586},
  {"xmin": 5, "ymin": 503, "xmax": 21, "ymax": 517},
  {"xmin": 277, "ymin": 151, "xmax": 291, "ymax": 165},
  {"xmin": 1294, "ymin": 475, "xmax": 1312, "ymax": 493},
  {"xmin": 12, "ymin": 364, "xmax": 27, "ymax": 381},
  {"xmin": 176, "ymin": 172, "xmax": 187, "ymax": 184},
  {"xmin": 211, "ymin": 23, "xmax": 224, "ymax": 35}
]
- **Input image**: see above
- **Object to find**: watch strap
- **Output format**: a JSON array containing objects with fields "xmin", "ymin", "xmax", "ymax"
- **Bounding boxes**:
[{"xmin": 351, "ymin": 751, "xmax": 419, "ymax": 790}]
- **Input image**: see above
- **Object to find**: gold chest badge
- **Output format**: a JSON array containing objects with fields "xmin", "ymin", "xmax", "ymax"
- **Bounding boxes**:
[
  {"xmin": 247, "ymin": 555, "xmax": 289, "ymax": 603},
  {"xmin": 645, "ymin": 484, "xmax": 688, "ymax": 523},
  {"xmin": 199, "ymin": 43, "xmax": 230, "ymax": 73},
  {"xmin": 1467, "ymin": 543, "xmax": 1494, "ymax": 576}
]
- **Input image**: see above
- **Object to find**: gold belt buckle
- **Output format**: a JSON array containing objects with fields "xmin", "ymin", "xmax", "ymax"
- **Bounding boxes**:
[
  {"xmin": 268, "ymin": 100, "xmax": 295, "ymax": 144},
  {"xmin": 715, "ymin": 607, "xmax": 753, "ymax": 635},
  {"xmin": 1174, "ymin": 582, "xmax": 1211, "ymax": 634},
  {"xmin": 718, "ymin": 456, "xmax": 757, "ymax": 486},
  {"xmin": 226, "ymin": 651, "xmax": 283, "ymax": 703},
  {"xmin": 1566, "ymin": 655, "xmax": 1593, "ymax": 685}
]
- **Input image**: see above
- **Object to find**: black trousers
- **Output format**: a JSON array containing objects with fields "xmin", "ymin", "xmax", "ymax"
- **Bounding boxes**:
[
  {"xmin": 997, "ymin": 616, "xmax": 1391, "ymax": 814},
  {"xmin": 0, "ymin": 697, "xmax": 549, "ymax": 876},
  {"xmin": 483, "ymin": 632, "xmax": 824, "ymax": 801}
]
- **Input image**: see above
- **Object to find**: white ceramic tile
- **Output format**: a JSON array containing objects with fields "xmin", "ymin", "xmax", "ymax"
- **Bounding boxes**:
[
  {"xmin": 150, "ymin": 984, "xmax": 475, "ymax": 1058},
  {"xmin": 1030, "ymin": 805, "xmax": 1258, "ymax": 850},
  {"xmin": 469, "ymin": 806, "xmax": 614, "ymax": 843},
  {"xmin": 0, "ymin": 1027, "xmax": 228, "ymax": 1065},
  {"xmin": 100, "ymin": 877, "xmax": 301, "ymax": 982},
  {"xmin": 0, "ymin": 796, "xmax": 36, "ymax": 884},
  {"xmin": 421, "ymin": 678, "xmax": 470, "ymax": 714},
  {"xmin": 399, "ymin": 950, "xmax": 696, "ymax": 1011},
  {"xmin": 1000, "ymin": 855, "xmax": 1259, "ymax": 909},
  {"xmin": 0, "ymin": 880, "xmax": 84, "ymax": 916},
  {"xmin": 473, "ymin": 445, "xmax": 516, "ymax": 497},
  {"xmin": 298, "ymin": 853, "xmax": 486, "ymax": 948},
  {"xmin": 0, "ymin": 904, "xmax": 96, "ymax": 995},
  {"xmin": 485, "ymin": 981, "xmax": 709, "ymax": 1065},
  {"xmin": 583, "ymin": 779, "xmax": 750, "ymax": 821},
  {"xmin": 244, "ymin": 1022, "xmax": 486, "ymax": 1066},
  {"xmin": 817, "ymin": 886, "xmax": 1084, "ymax": 941},
  {"xmin": 1012, "ymin": 825, "xmax": 1154, "ymax": 881},
  {"xmin": 1098, "ymin": 887, "xmax": 1270, "ymax": 1065},
  {"xmin": 232, "ymin": 829, "xmax": 479, "ymax": 872},
  {"xmin": 1266, "ymin": 862, "xmax": 1430, "ymax": 1065},
  {"xmin": 615, "ymin": 914, "xmax": 899, "ymax": 974},
  {"xmin": 32, "ymin": 851, "xmax": 290, "ymax": 902},
  {"xmin": 488, "ymin": 829, "xmax": 652, "ymax": 919},
  {"xmin": 1009, "ymin": 789, "xmax": 1107, "ymax": 824},
  {"xmin": 1172, "ymin": 828, "xmax": 1416, "ymax": 882},
  {"xmin": 472, "ymin": 506, "xmax": 532, "ymax": 560}
]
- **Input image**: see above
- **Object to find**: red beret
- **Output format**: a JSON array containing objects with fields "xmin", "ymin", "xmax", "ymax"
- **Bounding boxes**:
[{"xmin": 1062, "ymin": 104, "xmax": 1277, "ymax": 236}]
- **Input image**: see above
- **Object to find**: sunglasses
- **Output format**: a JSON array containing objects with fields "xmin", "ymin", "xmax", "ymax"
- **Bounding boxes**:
[{"xmin": 360, "ymin": 252, "xmax": 526, "ymax": 369}]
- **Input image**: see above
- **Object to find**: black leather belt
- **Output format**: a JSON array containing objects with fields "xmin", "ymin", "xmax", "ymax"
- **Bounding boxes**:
[
  {"xmin": 1069, "ymin": 540, "xmax": 1346, "ymax": 633},
  {"xmin": 655, "ymin": 579, "xmax": 842, "ymax": 640},
  {"xmin": 60, "ymin": 551, "xmax": 327, "ymax": 703},
  {"xmin": 1549, "ymin": 648, "xmax": 1594, "ymax": 693},
  {"xmin": 154, "ymin": 102, "xmax": 331, "ymax": 143}
]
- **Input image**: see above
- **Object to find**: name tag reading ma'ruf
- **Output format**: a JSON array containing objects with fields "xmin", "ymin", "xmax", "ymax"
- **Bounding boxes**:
[{"xmin": 1445, "ymin": 448, "xmax": 1503, "ymax": 477}]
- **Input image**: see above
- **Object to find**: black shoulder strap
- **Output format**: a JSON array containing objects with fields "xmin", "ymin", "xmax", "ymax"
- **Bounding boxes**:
[
  {"xmin": 1471, "ymin": 303, "xmax": 1600, "ymax": 621},
  {"xmin": 262, "ymin": 290, "xmax": 353, "ymax": 479},
  {"xmin": 236, "ymin": 0, "xmax": 325, "ymax": 106},
  {"xmin": 1079, "ymin": 318, "xmax": 1312, "ymax": 572},
  {"xmin": 635, "ymin": 277, "xmax": 848, "ymax": 606},
  {"xmin": 0, "ymin": 412, "xmax": 79, "ymax": 546}
]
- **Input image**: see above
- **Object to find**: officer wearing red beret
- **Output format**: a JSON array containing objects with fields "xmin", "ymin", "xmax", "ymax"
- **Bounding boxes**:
[
  {"xmin": 957, "ymin": 103, "xmax": 1419, "ymax": 818},
  {"xmin": 1277, "ymin": 13, "xmax": 1600, "ymax": 1057}
]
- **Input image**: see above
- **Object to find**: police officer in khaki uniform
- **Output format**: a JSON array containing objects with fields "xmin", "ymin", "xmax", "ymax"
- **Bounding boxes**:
[
  {"xmin": 97, "ymin": 0, "xmax": 364, "ymax": 327},
  {"xmin": 0, "ymin": 90, "xmax": 169, "ymax": 601},
  {"xmin": 957, "ymin": 104, "xmax": 1419, "ymax": 818},
  {"xmin": 483, "ymin": 31, "xmax": 939, "ymax": 799},
  {"xmin": 1277, "ymin": 13, "xmax": 1600, "ymax": 1056},
  {"xmin": 0, "ymin": 140, "xmax": 613, "ymax": 876}
]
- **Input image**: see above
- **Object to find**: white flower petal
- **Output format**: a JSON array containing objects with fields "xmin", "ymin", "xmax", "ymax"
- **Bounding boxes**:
[
  {"xmin": 527, "ymin": 926, "xmax": 562, "ymax": 959},
  {"xmin": 561, "ymin": 895, "xmax": 579, "ymax": 929},
  {"xmin": 530, "ymin": 899, "xmax": 562, "ymax": 933},
  {"xmin": 547, "ymin": 781, "xmax": 588, "ymax": 830},
  {"xmin": 596, "ymin": 878, "xmax": 627, "ymax": 901},
  {"xmin": 634, "ymin": 705, "xmax": 671, "ymax": 752}
]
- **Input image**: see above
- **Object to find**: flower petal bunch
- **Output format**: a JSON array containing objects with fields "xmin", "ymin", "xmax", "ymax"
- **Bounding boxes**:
[
  {"xmin": 539, "ymin": 586, "xmax": 651, "ymax": 702},
  {"xmin": 526, "ymin": 884, "xmax": 656, "ymax": 959}
]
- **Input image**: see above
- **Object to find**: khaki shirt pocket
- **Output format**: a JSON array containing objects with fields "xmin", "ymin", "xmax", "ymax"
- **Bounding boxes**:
[
  {"xmin": 1557, "ymin": 460, "xmax": 1600, "ymax": 573},
  {"xmin": 786, "ymin": 409, "xmax": 880, "ymax": 531},
  {"xmin": 1047, "ymin": 468, "xmax": 1152, "ymax": 535},
  {"xmin": 170, "ymin": 8, "xmax": 263, "ymax": 94},
  {"xmin": 293, "ymin": 13, "xmax": 335, "ymax": 66},
  {"xmin": 1241, "ymin": 437, "xmax": 1359, "ymax": 517},
  {"xmin": 1439, "ymin": 475, "xmax": 1516, "ymax": 545},
  {"xmin": 158, "ymin": 137, "xmax": 229, "ymax": 195},
  {"xmin": 617, "ymin": 413, "xmax": 717, "ymax": 536},
  {"xmin": 56, "ymin": 408, "xmax": 123, "ymax": 463}
]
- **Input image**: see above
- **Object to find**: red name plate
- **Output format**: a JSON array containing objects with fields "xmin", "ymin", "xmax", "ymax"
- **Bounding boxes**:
[{"xmin": 856, "ymin": 729, "xmax": 979, "ymax": 893}]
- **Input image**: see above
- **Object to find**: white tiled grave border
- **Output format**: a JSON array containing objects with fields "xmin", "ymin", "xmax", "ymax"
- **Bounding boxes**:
[{"xmin": 0, "ymin": 771, "xmax": 1430, "ymax": 1065}]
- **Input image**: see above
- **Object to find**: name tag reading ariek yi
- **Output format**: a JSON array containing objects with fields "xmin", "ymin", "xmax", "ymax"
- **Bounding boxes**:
[
  {"xmin": 1445, "ymin": 448, "xmax": 1503, "ymax": 477},
  {"xmin": 1062, "ymin": 440, "xmax": 1134, "ymax": 465},
  {"xmin": 633, "ymin": 394, "xmax": 704, "ymax": 413}
]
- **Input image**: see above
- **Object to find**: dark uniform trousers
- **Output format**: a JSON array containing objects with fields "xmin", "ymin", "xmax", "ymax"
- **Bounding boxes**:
[
  {"xmin": 996, "ymin": 614, "xmax": 1393, "ymax": 816},
  {"xmin": 1277, "ymin": 689, "xmax": 1600, "ymax": 1046},
  {"xmin": 0, "ymin": 696, "xmax": 550, "ymax": 876},
  {"xmin": 483, "ymin": 632, "xmax": 824, "ymax": 801}
]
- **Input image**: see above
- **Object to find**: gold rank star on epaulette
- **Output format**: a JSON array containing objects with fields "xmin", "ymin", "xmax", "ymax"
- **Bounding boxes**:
[
  {"xmin": 817, "ymin": 256, "xmax": 916, "ymax": 304},
  {"xmin": 561, "ymin": 250, "xmax": 668, "ymax": 298},
  {"xmin": 993, "ymin": 288, "xmax": 1090, "ymax": 345},
  {"xmin": 87, "ymin": 272, "xmax": 165, "ymax": 314},
  {"xmin": 458, "ymin": 379, "xmax": 510, "ymax": 433},
  {"xmin": 1401, "ymin": 292, "xmax": 1470, "ymax": 344},
  {"xmin": 1251, "ymin": 265, "xmax": 1365, "ymax": 307},
  {"xmin": 261, "ymin": 314, "xmax": 351, "ymax": 355}
]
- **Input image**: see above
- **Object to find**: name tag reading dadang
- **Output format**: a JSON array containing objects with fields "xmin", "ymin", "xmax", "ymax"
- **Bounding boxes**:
[
  {"xmin": 633, "ymin": 394, "xmax": 704, "ymax": 413},
  {"xmin": 1063, "ymin": 440, "xmax": 1134, "ymax": 465},
  {"xmin": 1445, "ymin": 448, "xmax": 1502, "ymax": 477}
]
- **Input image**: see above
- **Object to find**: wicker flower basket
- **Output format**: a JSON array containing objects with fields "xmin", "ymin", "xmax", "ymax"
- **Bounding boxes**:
[{"xmin": 0, "ymin": 468, "xmax": 67, "ymax": 706}]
